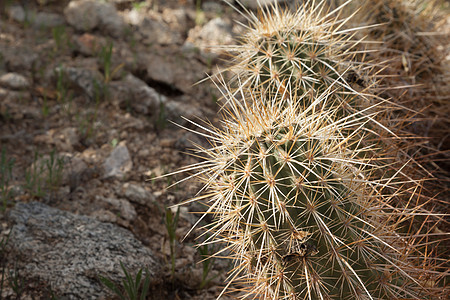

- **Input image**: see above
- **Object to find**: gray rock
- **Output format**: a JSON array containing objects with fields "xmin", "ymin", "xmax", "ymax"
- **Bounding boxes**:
[
  {"xmin": 195, "ymin": 17, "xmax": 234, "ymax": 47},
  {"xmin": 110, "ymin": 74, "xmax": 202, "ymax": 122},
  {"xmin": 103, "ymin": 142, "xmax": 133, "ymax": 179},
  {"xmin": 161, "ymin": 8, "xmax": 190, "ymax": 33},
  {"xmin": 0, "ymin": 73, "xmax": 30, "ymax": 90},
  {"xmin": 54, "ymin": 65, "xmax": 104, "ymax": 99},
  {"xmin": 139, "ymin": 52, "xmax": 205, "ymax": 93},
  {"xmin": 7, "ymin": 202, "xmax": 161, "ymax": 299},
  {"xmin": 137, "ymin": 17, "xmax": 183, "ymax": 45},
  {"xmin": 96, "ymin": 196, "xmax": 137, "ymax": 222},
  {"xmin": 32, "ymin": 12, "xmax": 66, "ymax": 28},
  {"xmin": 64, "ymin": 0, "xmax": 125, "ymax": 37},
  {"xmin": 60, "ymin": 154, "xmax": 88, "ymax": 187},
  {"xmin": 3, "ymin": 49, "xmax": 39, "ymax": 73},
  {"xmin": 122, "ymin": 183, "xmax": 155, "ymax": 207},
  {"xmin": 5, "ymin": 5, "xmax": 25, "ymax": 22}
]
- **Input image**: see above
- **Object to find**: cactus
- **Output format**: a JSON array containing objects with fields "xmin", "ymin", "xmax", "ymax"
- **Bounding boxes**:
[
  {"xmin": 172, "ymin": 1, "xmax": 447, "ymax": 299},
  {"xmin": 183, "ymin": 87, "xmax": 440, "ymax": 299}
]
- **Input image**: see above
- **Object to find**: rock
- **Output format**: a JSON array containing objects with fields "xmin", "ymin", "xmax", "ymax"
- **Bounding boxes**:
[
  {"xmin": 190, "ymin": 17, "xmax": 234, "ymax": 48},
  {"xmin": 202, "ymin": 1, "xmax": 224, "ymax": 13},
  {"xmin": 0, "ymin": 89, "xmax": 36, "ymax": 120},
  {"xmin": 161, "ymin": 8, "xmax": 190, "ymax": 33},
  {"xmin": 138, "ymin": 52, "xmax": 206, "ymax": 93},
  {"xmin": 0, "ymin": 73, "xmax": 30, "ymax": 90},
  {"xmin": 64, "ymin": 0, "xmax": 125, "ymax": 37},
  {"xmin": 110, "ymin": 74, "xmax": 202, "ymax": 123},
  {"xmin": 96, "ymin": 196, "xmax": 137, "ymax": 222},
  {"xmin": 72, "ymin": 33, "xmax": 105, "ymax": 56},
  {"xmin": 3, "ymin": 49, "xmax": 38, "ymax": 73},
  {"xmin": 60, "ymin": 154, "xmax": 88, "ymax": 186},
  {"xmin": 137, "ymin": 16, "xmax": 183, "ymax": 45},
  {"xmin": 103, "ymin": 142, "xmax": 133, "ymax": 179},
  {"xmin": 122, "ymin": 183, "xmax": 155, "ymax": 207},
  {"xmin": 32, "ymin": 12, "xmax": 66, "ymax": 28},
  {"xmin": 56, "ymin": 127, "xmax": 80, "ymax": 152},
  {"xmin": 5, "ymin": 5, "xmax": 25, "ymax": 23},
  {"xmin": 7, "ymin": 202, "xmax": 161, "ymax": 299},
  {"xmin": 54, "ymin": 65, "xmax": 104, "ymax": 99}
]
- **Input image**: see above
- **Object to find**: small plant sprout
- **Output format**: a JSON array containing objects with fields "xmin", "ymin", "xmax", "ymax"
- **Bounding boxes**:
[
  {"xmin": 99, "ymin": 262, "xmax": 151, "ymax": 300},
  {"xmin": 165, "ymin": 206, "xmax": 180, "ymax": 279},
  {"xmin": 99, "ymin": 42, "xmax": 124, "ymax": 83},
  {"xmin": 24, "ymin": 149, "xmax": 64, "ymax": 199},
  {"xmin": 197, "ymin": 240, "xmax": 218, "ymax": 289},
  {"xmin": 0, "ymin": 147, "xmax": 15, "ymax": 210},
  {"xmin": 52, "ymin": 25, "xmax": 68, "ymax": 52}
]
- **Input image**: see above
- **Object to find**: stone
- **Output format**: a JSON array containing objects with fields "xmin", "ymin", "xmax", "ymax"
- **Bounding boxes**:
[
  {"xmin": 3, "ymin": 49, "xmax": 38, "ymax": 73},
  {"xmin": 54, "ymin": 65, "xmax": 104, "ymax": 100},
  {"xmin": 0, "ymin": 73, "xmax": 30, "ymax": 90},
  {"xmin": 138, "ymin": 52, "xmax": 205, "ymax": 93},
  {"xmin": 122, "ymin": 183, "xmax": 155, "ymax": 207},
  {"xmin": 196, "ymin": 17, "xmax": 234, "ymax": 47},
  {"xmin": 103, "ymin": 142, "xmax": 133, "ymax": 179},
  {"xmin": 161, "ymin": 8, "xmax": 190, "ymax": 32},
  {"xmin": 7, "ymin": 202, "xmax": 161, "ymax": 299},
  {"xmin": 137, "ymin": 17, "xmax": 183, "ymax": 45},
  {"xmin": 110, "ymin": 74, "xmax": 202, "ymax": 123},
  {"xmin": 32, "ymin": 12, "xmax": 66, "ymax": 28},
  {"xmin": 64, "ymin": 0, "xmax": 125, "ymax": 37},
  {"xmin": 96, "ymin": 196, "xmax": 137, "ymax": 222},
  {"xmin": 60, "ymin": 154, "xmax": 88, "ymax": 186},
  {"xmin": 5, "ymin": 5, "xmax": 25, "ymax": 23}
]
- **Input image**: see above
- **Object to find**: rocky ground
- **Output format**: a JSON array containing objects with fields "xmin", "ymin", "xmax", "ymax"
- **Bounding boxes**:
[{"xmin": 0, "ymin": 0, "xmax": 267, "ymax": 299}]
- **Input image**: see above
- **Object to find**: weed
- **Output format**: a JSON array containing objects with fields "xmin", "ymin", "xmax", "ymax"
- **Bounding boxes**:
[
  {"xmin": 165, "ymin": 207, "xmax": 180, "ymax": 279},
  {"xmin": 23, "ymin": 149, "xmax": 64, "ymax": 199},
  {"xmin": 195, "ymin": 0, "xmax": 206, "ymax": 26},
  {"xmin": 55, "ymin": 66, "xmax": 73, "ymax": 112},
  {"xmin": 132, "ymin": 1, "xmax": 147, "ymax": 11},
  {"xmin": 78, "ymin": 80, "xmax": 103, "ymax": 141},
  {"xmin": 197, "ymin": 242, "xmax": 218, "ymax": 289},
  {"xmin": 98, "ymin": 42, "xmax": 124, "ymax": 83},
  {"xmin": 45, "ymin": 149, "xmax": 64, "ymax": 192},
  {"xmin": 99, "ymin": 261, "xmax": 151, "ymax": 300},
  {"xmin": 52, "ymin": 25, "xmax": 68, "ymax": 52},
  {"xmin": 41, "ymin": 93, "xmax": 49, "ymax": 118},
  {"xmin": 111, "ymin": 138, "xmax": 119, "ymax": 148},
  {"xmin": 155, "ymin": 100, "xmax": 167, "ymax": 131},
  {"xmin": 0, "ymin": 147, "xmax": 15, "ymax": 210},
  {"xmin": 8, "ymin": 265, "xmax": 24, "ymax": 299},
  {"xmin": 0, "ymin": 233, "xmax": 10, "ymax": 297}
]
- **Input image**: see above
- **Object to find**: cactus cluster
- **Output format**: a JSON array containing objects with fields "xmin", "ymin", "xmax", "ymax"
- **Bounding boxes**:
[{"xmin": 175, "ymin": 1, "xmax": 447, "ymax": 299}]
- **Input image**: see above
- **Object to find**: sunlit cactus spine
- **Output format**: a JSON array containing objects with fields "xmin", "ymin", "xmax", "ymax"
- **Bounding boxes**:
[{"xmin": 181, "ymin": 86, "xmax": 440, "ymax": 299}]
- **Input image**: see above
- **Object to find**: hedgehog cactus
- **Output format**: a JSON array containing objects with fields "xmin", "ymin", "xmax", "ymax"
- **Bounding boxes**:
[
  {"xmin": 186, "ymin": 88, "xmax": 436, "ymax": 299},
  {"xmin": 171, "ymin": 1, "xmax": 446, "ymax": 299}
]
